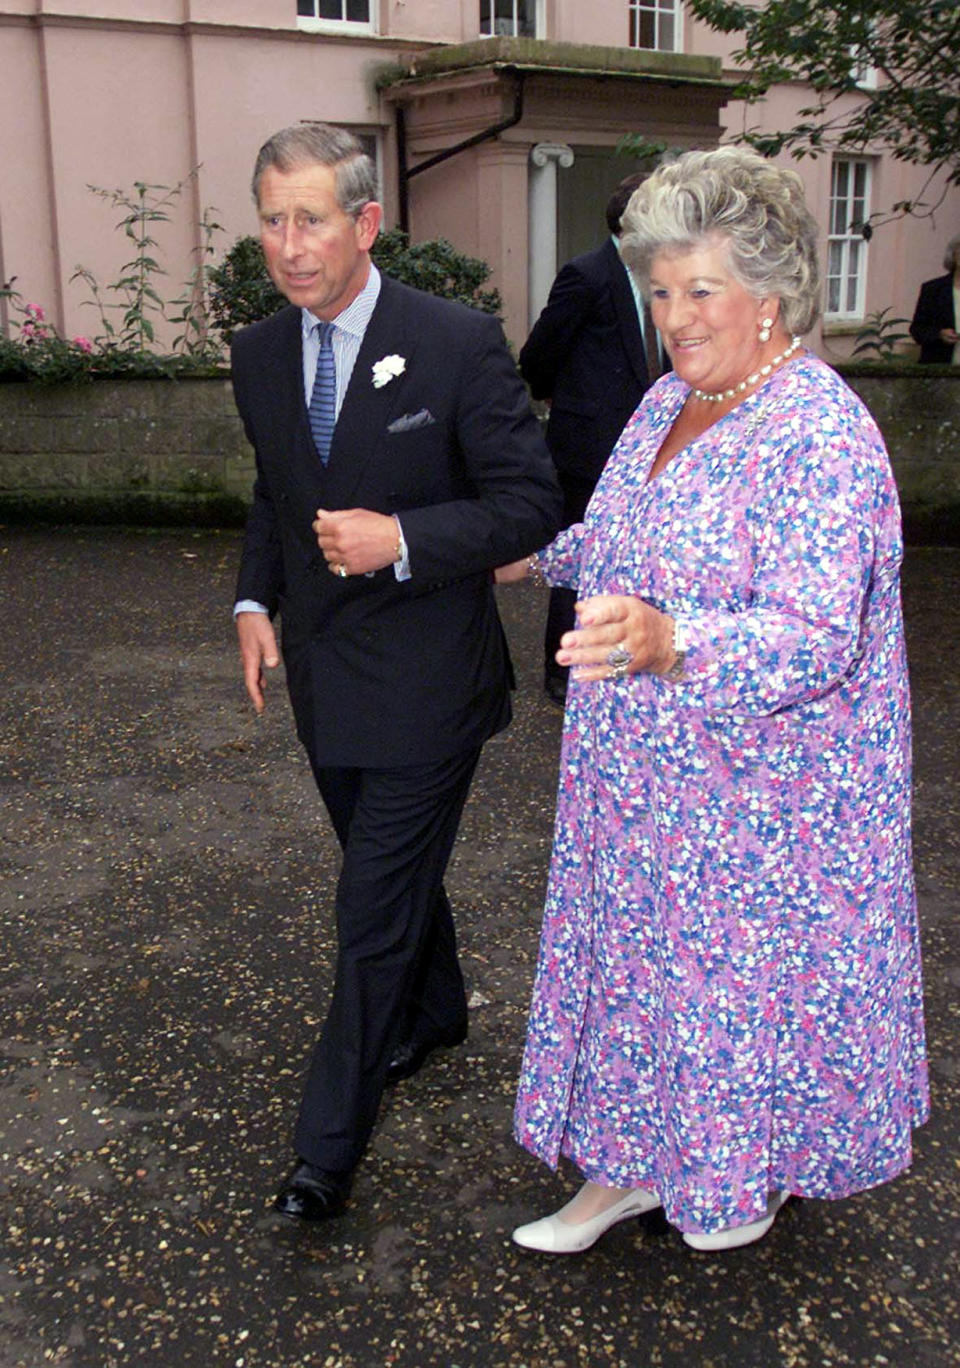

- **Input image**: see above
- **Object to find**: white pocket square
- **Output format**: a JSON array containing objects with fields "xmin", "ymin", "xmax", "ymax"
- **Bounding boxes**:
[{"xmin": 387, "ymin": 408, "xmax": 436, "ymax": 434}]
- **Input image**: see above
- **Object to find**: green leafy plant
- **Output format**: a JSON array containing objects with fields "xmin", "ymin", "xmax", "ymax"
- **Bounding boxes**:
[
  {"xmin": 168, "ymin": 204, "xmax": 225, "ymax": 357},
  {"xmin": 684, "ymin": 0, "xmax": 960, "ymax": 223},
  {"xmin": 73, "ymin": 176, "xmax": 223, "ymax": 361},
  {"xmin": 851, "ymin": 307, "xmax": 914, "ymax": 361},
  {"xmin": 1, "ymin": 176, "xmax": 226, "ymax": 382},
  {"xmin": 207, "ymin": 227, "xmax": 502, "ymax": 345}
]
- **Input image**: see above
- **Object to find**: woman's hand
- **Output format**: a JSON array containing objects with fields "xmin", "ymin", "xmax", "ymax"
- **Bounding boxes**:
[{"xmin": 556, "ymin": 594, "xmax": 676, "ymax": 681}]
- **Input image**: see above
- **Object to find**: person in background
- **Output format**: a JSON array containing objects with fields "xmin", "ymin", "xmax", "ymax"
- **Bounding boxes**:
[
  {"xmin": 498, "ymin": 147, "xmax": 928, "ymax": 1254},
  {"xmin": 519, "ymin": 173, "xmax": 658, "ymax": 706},
  {"xmin": 909, "ymin": 233, "xmax": 960, "ymax": 363},
  {"xmin": 231, "ymin": 123, "xmax": 560, "ymax": 1225}
]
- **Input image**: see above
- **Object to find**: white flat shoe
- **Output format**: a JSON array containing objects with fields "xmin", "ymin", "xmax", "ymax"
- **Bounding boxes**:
[
  {"xmin": 682, "ymin": 1190, "xmax": 789, "ymax": 1252},
  {"xmin": 512, "ymin": 1188, "xmax": 661, "ymax": 1254}
]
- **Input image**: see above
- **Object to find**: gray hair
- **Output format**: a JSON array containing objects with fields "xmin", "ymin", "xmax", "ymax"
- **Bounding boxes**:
[
  {"xmin": 251, "ymin": 123, "xmax": 379, "ymax": 219},
  {"xmin": 619, "ymin": 147, "xmax": 822, "ymax": 336},
  {"xmin": 943, "ymin": 233, "xmax": 960, "ymax": 272}
]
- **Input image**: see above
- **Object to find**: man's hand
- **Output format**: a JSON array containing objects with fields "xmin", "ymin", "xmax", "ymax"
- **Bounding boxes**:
[
  {"xmin": 236, "ymin": 611, "xmax": 280, "ymax": 714},
  {"xmin": 313, "ymin": 508, "xmax": 400, "ymax": 578}
]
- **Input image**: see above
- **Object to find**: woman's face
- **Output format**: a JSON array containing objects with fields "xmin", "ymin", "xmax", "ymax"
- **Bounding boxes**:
[{"xmin": 649, "ymin": 236, "xmax": 781, "ymax": 395}]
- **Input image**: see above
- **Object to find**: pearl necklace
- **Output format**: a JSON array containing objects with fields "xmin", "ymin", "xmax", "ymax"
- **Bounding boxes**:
[{"xmin": 691, "ymin": 336, "xmax": 803, "ymax": 403}]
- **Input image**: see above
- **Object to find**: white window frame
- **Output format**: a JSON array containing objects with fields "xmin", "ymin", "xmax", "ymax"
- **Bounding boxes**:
[
  {"xmin": 825, "ymin": 157, "xmax": 872, "ymax": 321},
  {"xmin": 296, "ymin": 0, "xmax": 375, "ymax": 35},
  {"xmin": 479, "ymin": 0, "xmax": 543, "ymax": 39},
  {"xmin": 628, "ymin": 0, "xmax": 682, "ymax": 53},
  {"xmin": 848, "ymin": 27, "xmax": 879, "ymax": 89}
]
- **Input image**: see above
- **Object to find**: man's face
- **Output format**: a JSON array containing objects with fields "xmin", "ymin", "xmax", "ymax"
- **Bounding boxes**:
[{"xmin": 258, "ymin": 161, "xmax": 382, "ymax": 320}]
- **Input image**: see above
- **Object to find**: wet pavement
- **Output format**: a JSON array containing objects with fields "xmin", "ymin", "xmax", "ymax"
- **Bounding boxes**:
[{"xmin": 1, "ymin": 525, "xmax": 958, "ymax": 1368}]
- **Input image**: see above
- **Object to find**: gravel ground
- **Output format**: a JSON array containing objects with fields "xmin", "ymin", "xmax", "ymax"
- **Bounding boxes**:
[{"xmin": 1, "ymin": 526, "xmax": 958, "ymax": 1368}]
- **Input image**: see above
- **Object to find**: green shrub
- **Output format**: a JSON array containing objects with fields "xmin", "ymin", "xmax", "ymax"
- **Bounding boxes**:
[
  {"xmin": 207, "ymin": 227, "xmax": 502, "ymax": 344},
  {"xmin": 206, "ymin": 237, "xmax": 286, "ymax": 344},
  {"xmin": 851, "ymin": 307, "xmax": 914, "ymax": 362},
  {"xmin": 372, "ymin": 228, "xmax": 502, "ymax": 317}
]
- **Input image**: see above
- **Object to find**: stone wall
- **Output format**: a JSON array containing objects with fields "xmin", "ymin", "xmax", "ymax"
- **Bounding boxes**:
[
  {"xmin": 0, "ymin": 367, "xmax": 958, "ymax": 541},
  {"xmin": 0, "ymin": 374, "xmax": 253, "ymax": 526},
  {"xmin": 840, "ymin": 364, "xmax": 960, "ymax": 545}
]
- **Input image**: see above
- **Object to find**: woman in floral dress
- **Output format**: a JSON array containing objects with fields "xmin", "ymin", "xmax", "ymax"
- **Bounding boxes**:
[{"xmin": 500, "ymin": 148, "xmax": 929, "ymax": 1253}]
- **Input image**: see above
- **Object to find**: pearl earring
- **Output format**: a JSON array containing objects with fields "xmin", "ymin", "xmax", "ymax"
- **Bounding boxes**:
[{"xmin": 758, "ymin": 316, "xmax": 774, "ymax": 343}]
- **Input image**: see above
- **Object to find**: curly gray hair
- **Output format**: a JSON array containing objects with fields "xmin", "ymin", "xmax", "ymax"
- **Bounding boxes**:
[
  {"xmin": 619, "ymin": 147, "xmax": 822, "ymax": 336},
  {"xmin": 251, "ymin": 123, "xmax": 379, "ymax": 220}
]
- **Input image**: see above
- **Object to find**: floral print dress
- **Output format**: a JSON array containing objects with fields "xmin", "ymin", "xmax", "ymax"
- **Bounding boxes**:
[{"xmin": 513, "ymin": 353, "xmax": 929, "ymax": 1237}]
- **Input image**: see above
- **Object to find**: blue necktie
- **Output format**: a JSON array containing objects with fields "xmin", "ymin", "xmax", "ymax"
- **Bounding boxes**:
[{"xmin": 308, "ymin": 321, "xmax": 336, "ymax": 465}]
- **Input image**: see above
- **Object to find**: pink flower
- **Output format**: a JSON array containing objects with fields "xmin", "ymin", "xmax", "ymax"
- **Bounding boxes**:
[
  {"xmin": 25, "ymin": 303, "xmax": 46, "ymax": 321},
  {"xmin": 72, "ymin": 336, "xmax": 94, "ymax": 353}
]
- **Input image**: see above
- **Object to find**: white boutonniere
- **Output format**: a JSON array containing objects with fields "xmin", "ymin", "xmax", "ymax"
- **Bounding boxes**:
[{"xmin": 372, "ymin": 354, "xmax": 406, "ymax": 388}]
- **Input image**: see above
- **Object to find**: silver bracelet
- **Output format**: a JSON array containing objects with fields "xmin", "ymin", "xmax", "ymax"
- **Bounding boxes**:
[
  {"xmin": 663, "ymin": 618, "xmax": 689, "ymax": 681},
  {"xmin": 527, "ymin": 554, "xmax": 546, "ymax": 588}
]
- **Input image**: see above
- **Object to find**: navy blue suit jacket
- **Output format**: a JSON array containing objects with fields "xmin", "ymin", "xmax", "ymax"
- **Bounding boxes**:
[
  {"xmin": 910, "ymin": 273, "xmax": 957, "ymax": 364},
  {"xmin": 232, "ymin": 276, "xmax": 561, "ymax": 767},
  {"xmin": 519, "ymin": 238, "xmax": 653, "ymax": 485}
]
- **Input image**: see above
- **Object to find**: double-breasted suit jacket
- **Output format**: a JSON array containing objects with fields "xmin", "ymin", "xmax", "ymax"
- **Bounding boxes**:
[{"xmin": 232, "ymin": 276, "xmax": 561, "ymax": 768}]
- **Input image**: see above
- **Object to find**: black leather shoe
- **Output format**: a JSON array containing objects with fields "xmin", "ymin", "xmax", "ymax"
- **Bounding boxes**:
[
  {"xmin": 385, "ymin": 1022, "xmax": 468, "ymax": 1085},
  {"xmin": 544, "ymin": 674, "xmax": 567, "ymax": 707},
  {"xmin": 273, "ymin": 1160, "xmax": 351, "ymax": 1223}
]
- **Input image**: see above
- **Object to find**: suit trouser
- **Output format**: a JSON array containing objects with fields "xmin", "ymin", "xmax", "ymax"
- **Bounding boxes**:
[
  {"xmin": 293, "ymin": 744, "xmax": 482, "ymax": 1173},
  {"xmin": 544, "ymin": 472, "xmax": 598, "ymax": 681}
]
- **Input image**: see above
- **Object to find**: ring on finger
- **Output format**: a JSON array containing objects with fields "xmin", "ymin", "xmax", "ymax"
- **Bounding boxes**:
[
  {"xmin": 606, "ymin": 642, "xmax": 633, "ymax": 670},
  {"xmin": 337, "ymin": 563, "xmax": 348, "ymax": 579}
]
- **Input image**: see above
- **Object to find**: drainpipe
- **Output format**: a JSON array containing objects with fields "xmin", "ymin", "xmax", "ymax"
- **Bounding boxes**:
[{"xmin": 396, "ymin": 69, "xmax": 526, "ymax": 233}]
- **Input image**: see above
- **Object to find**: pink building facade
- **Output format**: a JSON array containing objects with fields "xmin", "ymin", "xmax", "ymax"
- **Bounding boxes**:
[{"xmin": 2, "ymin": 0, "xmax": 957, "ymax": 358}]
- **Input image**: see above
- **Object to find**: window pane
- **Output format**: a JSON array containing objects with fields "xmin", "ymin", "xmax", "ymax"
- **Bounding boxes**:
[
  {"xmin": 830, "ymin": 191, "xmax": 846, "ymax": 236},
  {"xmin": 638, "ymin": 11, "xmax": 655, "ymax": 47},
  {"xmin": 826, "ymin": 159, "xmax": 870, "ymax": 316},
  {"xmin": 660, "ymin": 13, "xmax": 675, "ymax": 49},
  {"xmin": 846, "ymin": 242, "xmax": 862, "ymax": 311},
  {"xmin": 318, "ymin": 0, "xmax": 343, "ymax": 18},
  {"xmin": 518, "ymin": 0, "xmax": 535, "ymax": 37},
  {"xmin": 346, "ymin": 0, "xmax": 369, "ymax": 19},
  {"xmin": 298, "ymin": 0, "xmax": 315, "ymax": 15}
]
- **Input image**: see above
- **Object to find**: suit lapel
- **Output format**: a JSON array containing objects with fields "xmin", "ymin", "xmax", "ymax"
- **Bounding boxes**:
[
  {"xmin": 328, "ymin": 278, "xmax": 419, "ymax": 506},
  {"xmin": 260, "ymin": 305, "xmax": 315, "ymax": 456},
  {"xmin": 606, "ymin": 239, "xmax": 650, "ymax": 386}
]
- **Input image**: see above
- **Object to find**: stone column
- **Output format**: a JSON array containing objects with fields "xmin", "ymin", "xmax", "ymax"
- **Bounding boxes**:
[{"xmin": 528, "ymin": 142, "xmax": 574, "ymax": 329}]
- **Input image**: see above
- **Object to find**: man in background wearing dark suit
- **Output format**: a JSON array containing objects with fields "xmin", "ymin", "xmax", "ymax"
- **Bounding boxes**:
[
  {"xmin": 232, "ymin": 123, "xmax": 560, "ymax": 1224},
  {"xmin": 519, "ymin": 174, "xmax": 658, "ymax": 705},
  {"xmin": 910, "ymin": 233, "xmax": 960, "ymax": 363}
]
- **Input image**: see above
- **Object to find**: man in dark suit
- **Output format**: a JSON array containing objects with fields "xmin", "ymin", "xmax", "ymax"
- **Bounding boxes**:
[
  {"xmin": 519, "ymin": 174, "xmax": 657, "ymax": 705},
  {"xmin": 232, "ymin": 123, "xmax": 560, "ymax": 1223},
  {"xmin": 910, "ymin": 233, "xmax": 960, "ymax": 363}
]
